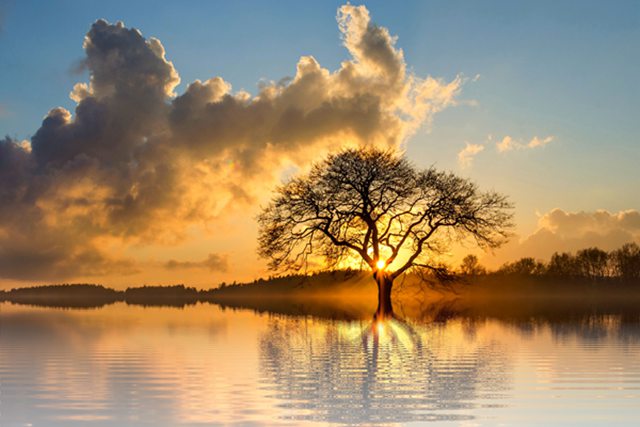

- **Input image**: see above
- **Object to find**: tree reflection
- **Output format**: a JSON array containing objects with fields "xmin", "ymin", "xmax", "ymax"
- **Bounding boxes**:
[{"xmin": 259, "ymin": 314, "xmax": 510, "ymax": 424}]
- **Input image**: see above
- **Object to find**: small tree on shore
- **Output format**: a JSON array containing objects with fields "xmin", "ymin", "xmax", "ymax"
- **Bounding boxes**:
[
  {"xmin": 459, "ymin": 255, "xmax": 487, "ymax": 276},
  {"xmin": 575, "ymin": 247, "xmax": 610, "ymax": 279},
  {"xmin": 547, "ymin": 252, "xmax": 580, "ymax": 277},
  {"xmin": 257, "ymin": 148, "xmax": 513, "ymax": 318},
  {"xmin": 611, "ymin": 243, "xmax": 640, "ymax": 279},
  {"xmin": 498, "ymin": 257, "xmax": 546, "ymax": 276}
]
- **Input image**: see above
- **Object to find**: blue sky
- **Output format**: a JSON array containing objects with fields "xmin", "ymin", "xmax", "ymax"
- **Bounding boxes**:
[
  {"xmin": 3, "ymin": 1, "xmax": 637, "ymax": 141},
  {"xmin": 0, "ymin": 1, "xmax": 638, "ymax": 284}
]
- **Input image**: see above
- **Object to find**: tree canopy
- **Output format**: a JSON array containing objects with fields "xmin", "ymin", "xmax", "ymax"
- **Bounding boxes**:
[{"xmin": 258, "ymin": 147, "xmax": 514, "ymax": 280}]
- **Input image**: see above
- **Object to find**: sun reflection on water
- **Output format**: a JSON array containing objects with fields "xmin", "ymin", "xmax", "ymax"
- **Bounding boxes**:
[
  {"xmin": 259, "ymin": 314, "xmax": 511, "ymax": 424},
  {"xmin": 1, "ymin": 302, "xmax": 640, "ymax": 425}
]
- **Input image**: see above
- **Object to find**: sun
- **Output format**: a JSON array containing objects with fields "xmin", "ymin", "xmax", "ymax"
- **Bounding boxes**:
[{"xmin": 376, "ymin": 260, "xmax": 386, "ymax": 270}]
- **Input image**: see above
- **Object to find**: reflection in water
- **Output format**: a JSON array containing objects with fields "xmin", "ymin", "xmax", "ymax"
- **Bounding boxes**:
[
  {"xmin": 1, "ymin": 301, "xmax": 640, "ymax": 426},
  {"xmin": 0, "ymin": 304, "xmax": 239, "ymax": 426},
  {"xmin": 260, "ymin": 316, "xmax": 510, "ymax": 424}
]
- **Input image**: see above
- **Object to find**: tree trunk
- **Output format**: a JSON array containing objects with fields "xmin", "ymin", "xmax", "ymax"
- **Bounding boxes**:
[{"xmin": 374, "ymin": 272, "xmax": 394, "ymax": 320}]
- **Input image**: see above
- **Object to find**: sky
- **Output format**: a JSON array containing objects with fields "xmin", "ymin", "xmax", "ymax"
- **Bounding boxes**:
[{"xmin": 0, "ymin": 0, "xmax": 638, "ymax": 288}]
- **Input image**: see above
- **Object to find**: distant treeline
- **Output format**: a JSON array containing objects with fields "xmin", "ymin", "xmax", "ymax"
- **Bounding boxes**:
[
  {"xmin": 0, "ymin": 271, "xmax": 369, "ymax": 309},
  {"xmin": 0, "ymin": 271, "xmax": 365, "ymax": 309},
  {"xmin": 0, "ymin": 284, "xmax": 202, "ymax": 308},
  {"xmin": 0, "ymin": 283, "xmax": 123, "ymax": 308},
  {"xmin": 461, "ymin": 242, "xmax": 640, "ymax": 280},
  {"xmin": 213, "ymin": 269, "xmax": 363, "ymax": 294},
  {"xmin": 1, "ymin": 245, "xmax": 639, "ymax": 310}
]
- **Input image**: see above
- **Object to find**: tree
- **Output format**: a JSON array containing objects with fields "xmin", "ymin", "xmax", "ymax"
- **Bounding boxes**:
[
  {"xmin": 610, "ymin": 243, "xmax": 640, "ymax": 280},
  {"xmin": 546, "ymin": 252, "xmax": 580, "ymax": 277},
  {"xmin": 257, "ymin": 148, "xmax": 513, "ymax": 319},
  {"xmin": 498, "ymin": 257, "xmax": 546, "ymax": 276},
  {"xmin": 459, "ymin": 255, "xmax": 487, "ymax": 276},
  {"xmin": 575, "ymin": 247, "xmax": 610, "ymax": 279}
]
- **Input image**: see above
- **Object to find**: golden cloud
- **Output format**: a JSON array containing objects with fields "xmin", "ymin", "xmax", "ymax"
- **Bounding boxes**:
[{"xmin": 0, "ymin": 5, "xmax": 462, "ymax": 281}]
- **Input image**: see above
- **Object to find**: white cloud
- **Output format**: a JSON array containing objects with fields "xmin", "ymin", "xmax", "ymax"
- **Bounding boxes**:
[
  {"xmin": 495, "ymin": 135, "xmax": 554, "ymax": 153},
  {"xmin": 457, "ymin": 142, "xmax": 484, "ymax": 169},
  {"xmin": 496, "ymin": 135, "xmax": 516, "ymax": 153},
  {"xmin": 528, "ymin": 135, "xmax": 554, "ymax": 148}
]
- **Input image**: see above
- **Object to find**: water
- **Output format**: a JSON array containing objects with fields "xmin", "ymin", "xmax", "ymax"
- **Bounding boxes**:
[{"xmin": 1, "ymin": 301, "xmax": 639, "ymax": 426}]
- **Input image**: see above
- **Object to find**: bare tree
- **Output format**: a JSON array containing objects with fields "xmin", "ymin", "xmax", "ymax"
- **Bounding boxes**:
[
  {"xmin": 547, "ymin": 252, "xmax": 580, "ymax": 277},
  {"xmin": 575, "ymin": 247, "xmax": 610, "ymax": 279},
  {"xmin": 497, "ymin": 257, "xmax": 547, "ymax": 276},
  {"xmin": 258, "ymin": 148, "xmax": 513, "ymax": 318},
  {"xmin": 459, "ymin": 255, "xmax": 487, "ymax": 276},
  {"xmin": 611, "ymin": 243, "xmax": 640, "ymax": 280}
]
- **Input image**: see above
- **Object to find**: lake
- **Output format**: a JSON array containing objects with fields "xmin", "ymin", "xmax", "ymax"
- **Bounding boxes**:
[{"xmin": 1, "ymin": 301, "xmax": 639, "ymax": 426}]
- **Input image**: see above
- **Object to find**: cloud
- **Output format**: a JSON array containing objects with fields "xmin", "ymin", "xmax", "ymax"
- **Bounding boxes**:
[
  {"xmin": 496, "ymin": 135, "xmax": 554, "ymax": 153},
  {"xmin": 495, "ymin": 135, "xmax": 516, "ymax": 153},
  {"xmin": 0, "ymin": 224, "xmax": 140, "ymax": 280},
  {"xmin": 164, "ymin": 253, "xmax": 228, "ymax": 272},
  {"xmin": 0, "ymin": 5, "xmax": 462, "ymax": 281},
  {"xmin": 527, "ymin": 135, "xmax": 553, "ymax": 148},
  {"xmin": 489, "ymin": 209, "xmax": 640, "ymax": 265},
  {"xmin": 537, "ymin": 208, "xmax": 640, "ymax": 241},
  {"xmin": 457, "ymin": 142, "xmax": 484, "ymax": 168}
]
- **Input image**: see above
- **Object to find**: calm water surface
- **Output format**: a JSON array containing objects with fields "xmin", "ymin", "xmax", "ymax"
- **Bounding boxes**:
[{"xmin": 1, "ymin": 301, "xmax": 639, "ymax": 426}]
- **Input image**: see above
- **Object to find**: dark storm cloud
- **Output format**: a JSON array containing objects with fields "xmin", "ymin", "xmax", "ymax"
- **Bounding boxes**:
[{"xmin": 0, "ymin": 5, "xmax": 461, "ymax": 281}]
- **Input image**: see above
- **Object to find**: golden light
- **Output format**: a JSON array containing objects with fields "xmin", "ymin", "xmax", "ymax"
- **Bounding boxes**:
[{"xmin": 376, "ymin": 259, "xmax": 386, "ymax": 270}]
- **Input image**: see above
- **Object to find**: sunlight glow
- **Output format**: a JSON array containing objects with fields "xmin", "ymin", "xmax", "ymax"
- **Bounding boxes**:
[{"xmin": 376, "ymin": 260, "xmax": 386, "ymax": 270}]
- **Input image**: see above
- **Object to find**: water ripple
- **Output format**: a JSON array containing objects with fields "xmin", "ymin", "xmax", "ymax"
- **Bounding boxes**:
[{"xmin": 1, "ymin": 303, "xmax": 640, "ymax": 425}]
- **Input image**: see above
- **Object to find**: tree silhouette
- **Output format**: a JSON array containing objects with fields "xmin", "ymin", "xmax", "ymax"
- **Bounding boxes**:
[
  {"xmin": 547, "ymin": 252, "xmax": 580, "ymax": 277},
  {"xmin": 459, "ymin": 255, "xmax": 487, "ymax": 276},
  {"xmin": 258, "ymin": 148, "xmax": 513, "ymax": 318},
  {"xmin": 575, "ymin": 247, "xmax": 610, "ymax": 279},
  {"xmin": 498, "ymin": 257, "xmax": 546, "ymax": 276},
  {"xmin": 611, "ymin": 243, "xmax": 640, "ymax": 279}
]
